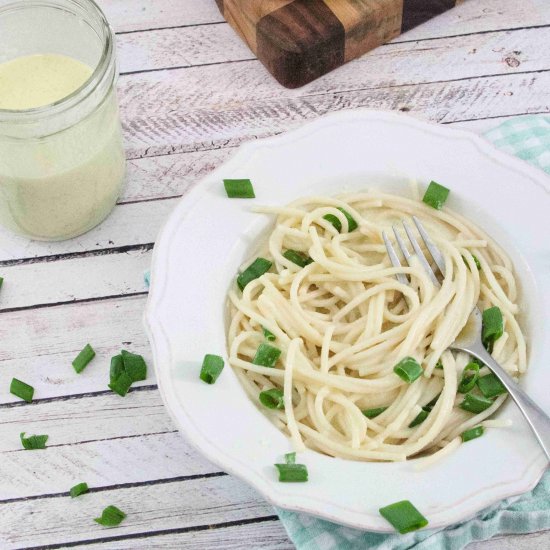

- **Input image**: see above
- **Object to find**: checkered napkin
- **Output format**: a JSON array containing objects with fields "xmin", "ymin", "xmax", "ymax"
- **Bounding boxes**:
[{"xmin": 277, "ymin": 115, "xmax": 550, "ymax": 550}]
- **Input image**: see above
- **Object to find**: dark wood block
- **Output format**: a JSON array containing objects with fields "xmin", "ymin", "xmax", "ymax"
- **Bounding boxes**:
[{"xmin": 217, "ymin": 0, "xmax": 463, "ymax": 88}]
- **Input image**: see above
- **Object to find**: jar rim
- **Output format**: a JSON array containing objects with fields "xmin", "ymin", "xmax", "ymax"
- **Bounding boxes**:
[{"xmin": 0, "ymin": 0, "xmax": 115, "ymax": 120}]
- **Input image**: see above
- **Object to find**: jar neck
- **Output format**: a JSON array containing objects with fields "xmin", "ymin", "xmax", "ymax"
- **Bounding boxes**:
[{"xmin": 0, "ymin": 0, "xmax": 117, "ymax": 139}]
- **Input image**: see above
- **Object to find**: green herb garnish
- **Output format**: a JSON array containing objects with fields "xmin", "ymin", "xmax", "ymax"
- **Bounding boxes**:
[
  {"xmin": 393, "ymin": 357, "xmax": 423, "ymax": 383},
  {"xmin": 20, "ymin": 432, "xmax": 48, "ymax": 450},
  {"xmin": 94, "ymin": 505, "xmax": 126, "ymax": 527},
  {"xmin": 461, "ymin": 426, "xmax": 484, "ymax": 442},
  {"xmin": 259, "ymin": 388, "xmax": 285, "ymax": 409},
  {"xmin": 223, "ymin": 178, "xmax": 255, "ymax": 199},
  {"xmin": 283, "ymin": 250, "xmax": 313, "ymax": 268},
  {"xmin": 379, "ymin": 500, "xmax": 428, "ymax": 534},
  {"xmin": 252, "ymin": 343, "xmax": 281, "ymax": 368},
  {"xmin": 10, "ymin": 378, "xmax": 34, "ymax": 403},
  {"xmin": 422, "ymin": 181, "xmax": 450, "ymax": 210},
  {"xmin": 72, "ymin": 344, "xmax": 96, "ymax": 374},
  {"xmin": 482, "ymin": 306, "xmax": 504, "ymax": 350},
  {"xmin": 323, "ymin": 207, "xmax": 358, "ymax": 232},
  {"xmin": 70, "ymin": 482, "xmax": 89, "ymax": 498},
  {"xmin": 477, "ymin": 373, "xmax": 507, "ymax": 398},
  {"xmin": 262, "ymin": 326, "xmax": 276, "ymax": 341},
  {"xmin": 458, "ymin": 362, "xmax": 480, "ymax": 394},
  {"xmin": 200, "ymin": 354, "xmax": 225, "ymax": 384},
  {"xmin": 121, "ymin": 350, "xmax": 147, "ymax": 382},
  {"xmin": 459, "ymin": 393, "xmax": 494, "ymax": 414},
  {"xmin": 362, "ymin": 407, "xmax": 387, "ymax": 419},
  {"xmin": 237, "ymin": 258, "xmax": 272, "ymax": 291}
]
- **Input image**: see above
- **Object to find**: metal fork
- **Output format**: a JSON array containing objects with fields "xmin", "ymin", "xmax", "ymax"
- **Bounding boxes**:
[{"xmin": 383, "ymin": 216, "xmax": 550, "ymax": 461}]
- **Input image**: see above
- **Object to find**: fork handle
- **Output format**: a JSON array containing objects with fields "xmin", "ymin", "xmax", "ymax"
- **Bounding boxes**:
[{"xmin": 471, "ymin": 345, "xmax": 550, "ymax": 462}]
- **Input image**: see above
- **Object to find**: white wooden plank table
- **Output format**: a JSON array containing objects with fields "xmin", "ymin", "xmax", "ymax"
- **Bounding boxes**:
[{"xmin": 1, "ymin": 0, "xmax": 549, "ymax": 547}]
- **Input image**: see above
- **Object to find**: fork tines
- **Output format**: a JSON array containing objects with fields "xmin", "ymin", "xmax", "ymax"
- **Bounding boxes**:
[{"xmin": 382, "ymin": 216, "xmax": 446, "ymax": 287}]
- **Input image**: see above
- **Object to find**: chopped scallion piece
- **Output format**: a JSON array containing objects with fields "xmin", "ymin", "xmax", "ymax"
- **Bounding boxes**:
[
  {"xmin": 0, "ymin": 276, "xmax": 3, "ymax": 289},
  {"xmin": 285, "ymin": 452, "xmax": 296, "ymax": 464},
  {"xmin": 223, "ymin": 178, "xmax": 255, "ymax": 199},
  {"xmin": 283, "ymin": 250, "xmax": 313, "ymax": 268},
  {"xmin": 461, "ymin": 426, "xmax": 484, "ymax": 442},
  {"xmin": 435, "ymin": 360, "xmax": 443, "ymax": 369},
  {"xmin": 108, "ymin": 371, "xmax": 133, "ymax": 397},
  {"xmin": 463, "ymin": 254, "xmax": 481, "ymax": 271},
  {"xmin": 72, "ymin": 344, "xmax": 96, "ymax": 374},
  {"xmin": 458, "ymin": 362, "xmax": 480, "ymax": 394},
  {"xmin": 409, "ymin": 407, "xmax": 430, "ymax": 428},
  {"xmin": 121, "ymin": 350, "xmax": 147, "ymax": 382},
  {"xmin": 379, "ymin": 500, "xmax": 428, "ymax": 534},
  {"xmin": 477, "ymin": 373, "xmax": 507, "ymax": 398},
  {"xmin": 200, "ymin": 354, "xmax": 225, "ymax": 384},
  {"xmin": 237, "ymin": 258, "xmax": 272, "ymax": 291},
  {"xmin": 70, "ymin": 482, "xmax": 89, "ymax": 498},
  {"xmin": 110, "ymin": 354, "xmax": 124, "ymax": 384},
  {"xmin": 482, "ymin": 307, "xmax": 504, "ymax": 349},
  {"xmin": 362, "ymin": 407, "xmax": 387, "ymax": 419},
  {"xmin": 422, "ymin": 181, "xmax": 450, "ymax": 210},
  {"xmin": 252, "ymin": 343, "xmax": 281, "ymax": 368},
  {"xmin": 393, "ymin": 357, "xmax": 423, "ymax": 383},
  {"xmin": 259, "ymin": 388, "xmax": 285, "ymax": 409},
  {"xmin": 94, "ymin": 505, "xmax": 126, "ymax": 527},
  {"xmin": 460, "ymin": 393, "xmax": 494, "ymax": 414},
  {"xmin": 275, "ymin": 463, "xmax": 308, "ymax": 482},
  {"xmin": 323, "ymin": 207, "xmax": 358, "ymax": 233},
  {"xmin": 262, "ymin": 326, "xmax": 276, "ymax": 341},
  {"xmin": 10, "ymin": 378, "xmax": 34, "ymax": 403},
  {"xmin": 20, "ymin": 432, "xmax": 48, "ymax": 450}
]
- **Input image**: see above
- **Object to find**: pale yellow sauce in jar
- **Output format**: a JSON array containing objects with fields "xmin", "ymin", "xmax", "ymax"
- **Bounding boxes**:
[{"xmin": 0, "ymin": 53, "xmax": 125, "ymax": 241}]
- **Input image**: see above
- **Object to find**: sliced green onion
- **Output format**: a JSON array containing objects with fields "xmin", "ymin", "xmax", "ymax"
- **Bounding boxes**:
[
  {"xmin": 477, "ymin": 373, "xmax": 507, "ymax": 398},
  {"xmin": 425, "ymin": 394, "xmax": 440, "ymax": 409},
  {"xmin": 362, "ymin": 407, "xmax": 387, "ymax": 419},
  {"xmin": 275, "ymin": 463, "xmax": 308, "ymax": 482},
  {"xmin": 461, "ymin": 426, "xmax": 484, "ymax": 442},
  {"xmin": 121, "ymin": 350, "xmax": 147, "ymax": 382},
  {"xmin": 94, "ymin": 505, "xmax": 126, "ymax": 527},
  {"xmin": 262, "ymin": 326, "xmax": 276, "ymax": 341},
  {"xmin": 10, "ymin": 378, "xmax": 34, "ymax": 403},
  {"xmin": 482, "ymin": 306, "xmax": 504, "ymax": 349},
  {"xmin": 0, "ymin": 276, "xmax": 3, "ymax": 289},
  {"xmin": 108, "ymin": 371, "xmax": 133, "ymax": 397},
  {"xmin": 259, "ymin": 388, "xmax": 285, "ymax": 409},
  {"xmin": 463, "ymin": 254, "xmax": 481, "ymax": 271},
  {"xmin": 20, "ymin": 432, "xmax": 48, "ymax": 450},
  {"xmin": 223, "ymin": 178, "xmax": 255, "ymax": 198},
  {"xmin": 409, "ymin": 407, "xmax": 430, "ymax": 428},
  {"xmin": 237, "ymin": 258, "xmax": 272, "ymax": 291},
  {"xmin": 70, "ymin": 482, "xmax": 89, "ymax": 498},
  {"xmin": 200, "ymin": 354, "xmax": 225, "ymax": 384},
  {"xmin": 458, "ymin": 362, "xmax": 480, "ymax": 393},
  {"xmin": 323, "ymin": 207, "xmax": 358, "ymax": 233},
  {"xmin": 435, "ymin": 360, "xmax": 443, "ymax": 369},
  {"xmin": 252, "ymin": 343, "xmax": 281, "ymax": 368},
  {"xmin": 110, "ymin": 354, "xmax": 124, "ymax": 384},
  {"xmin": 285, "ymin": 452, "xmax": 296, "ymax": 464},
  {"xmin": 422, "ymin": 181, "xmax": 450, "ymax": 210},
  {"xmin": 460, "ymin": 393, "xmax": 494, "ymax": 414},
  {"xmin": 283, "ymin": 249, "xmax": 313, "ymax": 268},
  {"xmin": 72, "ymin": 344, "xmax": 96, "ymax": 374},
  {"xmin": 379, "ymin": 500, "xmax": 428, "ymax": 534},
  {"xmin": 393, "ymin": 357, "xmax": 423, "ymax": 383}
]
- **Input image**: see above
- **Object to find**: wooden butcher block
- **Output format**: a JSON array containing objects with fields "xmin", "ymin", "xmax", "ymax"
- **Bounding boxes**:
[{"xmin": 216, "ymin": 0, "xmax": 464, "ymax": 88}]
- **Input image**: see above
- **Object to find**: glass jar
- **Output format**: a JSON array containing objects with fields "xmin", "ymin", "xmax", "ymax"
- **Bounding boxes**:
[{"xmin": 0, "ymin": 0, "xmax": 125, "ymax": 241}]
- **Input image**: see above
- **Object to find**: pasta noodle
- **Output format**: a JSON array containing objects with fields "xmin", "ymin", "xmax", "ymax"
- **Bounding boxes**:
[{"xmin": 227, "ymin": 189, "xmax": 527, "ymax": 462}]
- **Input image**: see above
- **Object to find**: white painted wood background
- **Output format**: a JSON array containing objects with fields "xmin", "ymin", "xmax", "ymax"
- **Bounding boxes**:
[{"xmin": 1, "ymin": 0, "xmax": 549, "ymax": 547}]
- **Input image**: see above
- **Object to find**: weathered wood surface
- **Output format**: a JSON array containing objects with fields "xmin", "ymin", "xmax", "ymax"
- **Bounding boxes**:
[{"xmin": 1, "ymin": 0, "xmax": 549, "ymax": 548}]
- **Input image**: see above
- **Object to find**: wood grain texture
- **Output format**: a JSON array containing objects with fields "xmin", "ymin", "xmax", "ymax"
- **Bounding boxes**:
[
  {"xmin": 217, "ymin": 0, "xmax": 463, "ymax": 87},
  {"xmin": 68, "ymin": 519, "xmax": 293, "ymax": 549},
  {"xmin": 2, "ymin": 1, "xmax": 550, "ymax": 549},
  {"xmin": 0, "ymin": 476, "xmax": 274, "ymax": 549}
]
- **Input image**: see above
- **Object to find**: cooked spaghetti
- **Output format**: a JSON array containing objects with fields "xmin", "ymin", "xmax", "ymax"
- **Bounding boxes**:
[{"xmin": 227, "ymin": 188, "xmax": 526, "ymax": 462}]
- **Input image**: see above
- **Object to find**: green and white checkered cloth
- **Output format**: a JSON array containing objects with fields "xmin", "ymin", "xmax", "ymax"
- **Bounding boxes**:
[{"xmin": 277, "ymin": 115, "xmax": 550, "ymax": 550}]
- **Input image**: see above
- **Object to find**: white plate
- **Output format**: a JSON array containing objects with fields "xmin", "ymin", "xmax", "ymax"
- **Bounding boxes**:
[{"xmin": 144, "ymin": 110, "xmax": 550, "ymax": 531}]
